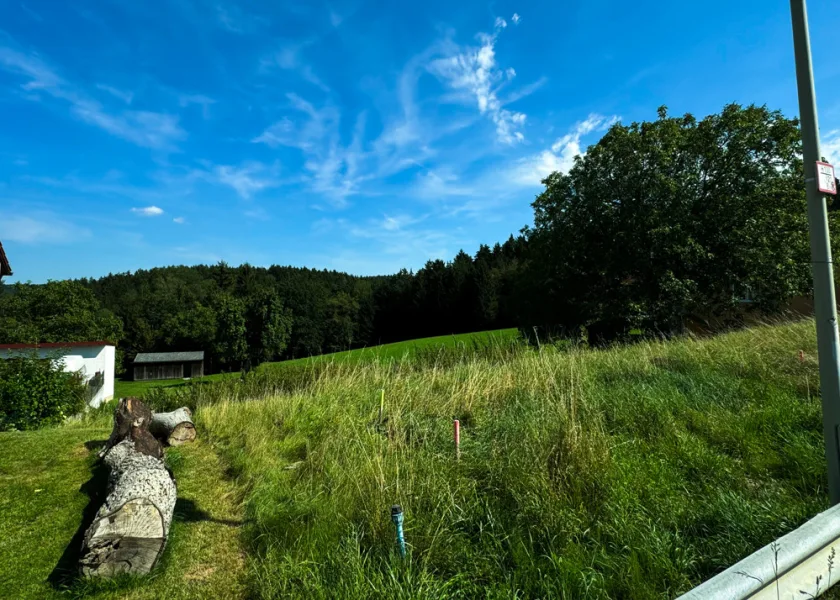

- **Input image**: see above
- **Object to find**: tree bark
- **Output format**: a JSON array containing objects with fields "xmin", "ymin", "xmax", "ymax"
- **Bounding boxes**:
[
  {"xmin": 80, "ymin": 440, "xmax": 177, "ymax": 577},
  {"xmin": 149, "ymin": 407, "xmax": 196, "ymax": 446},
  {"xmin": 99, "ymin": 397, "xmax": 162, "ymax": 459},
  {"xmin": 81, "ymin": 397, "xmax": 179, "ymax": 578}
]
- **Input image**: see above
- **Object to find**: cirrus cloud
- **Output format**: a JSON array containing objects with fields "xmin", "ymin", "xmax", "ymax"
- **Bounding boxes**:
[
  {"xmin": 510, "ymin": 113, "xmax": 620, "ymax": 186},
  {"xmin": 427, "ymin": 28, "xmax": 527, "ymax": 144}
]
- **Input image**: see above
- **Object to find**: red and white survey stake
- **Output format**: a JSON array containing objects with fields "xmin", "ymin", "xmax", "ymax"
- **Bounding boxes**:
[{"xmin": 453, "ymin": 418, "xmax": 460, "ymax": 461}]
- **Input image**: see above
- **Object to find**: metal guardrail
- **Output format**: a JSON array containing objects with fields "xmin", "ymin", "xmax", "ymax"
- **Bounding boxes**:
[{"xmin": 678, "ymin": 503, "xmax": 840, "ymax": 599}]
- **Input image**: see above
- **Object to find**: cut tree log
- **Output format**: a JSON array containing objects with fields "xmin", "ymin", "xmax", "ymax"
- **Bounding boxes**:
[
  {"xmin": 149, "ymin": 407, "xmax": 196, "ymax": 446},
  {"xmin": 98, "ymin": 397, "xmax": 162, "ymax": 459},
  {"xmin": 80, "ymin": 439, "xmax": 177, "ymax": 577},
  {"xmin": 80, "ymin": 397, "xmax": 180, "ymax": 578}
]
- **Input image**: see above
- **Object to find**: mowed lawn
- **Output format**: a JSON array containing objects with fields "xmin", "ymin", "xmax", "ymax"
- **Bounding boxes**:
[
  {"xmin": 0, "ymin": 420, "xmax": 247, "ymax": 599},
  {"xmin": 115, "ymin": 328, "xmax": 519, "ymax": 398}
]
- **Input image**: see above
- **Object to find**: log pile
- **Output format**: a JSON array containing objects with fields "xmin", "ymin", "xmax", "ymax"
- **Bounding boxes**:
[{"xmin": 80, "ymin": 397, "xmax": 195, "ymax": 578}]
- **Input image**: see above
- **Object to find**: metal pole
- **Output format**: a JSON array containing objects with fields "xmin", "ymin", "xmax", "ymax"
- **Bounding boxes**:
[
  {"xmin": 790, "ymin": 0, "xmax": 840, "ymax": 505},
  {"xmin": 390, "ymin": 505, "xmax": 406, "ymax": 558}
]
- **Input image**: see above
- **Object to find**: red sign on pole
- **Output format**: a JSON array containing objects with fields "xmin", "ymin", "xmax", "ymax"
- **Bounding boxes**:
[{"xmin": 817, "ymin": 161, "xmax": 837, "ymax": 195}]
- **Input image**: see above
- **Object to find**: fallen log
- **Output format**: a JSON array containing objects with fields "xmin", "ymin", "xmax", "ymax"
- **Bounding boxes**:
[
  {"xmin": 149, "ymin": 407, "xmax": 196, "ymax": 446},
  {"xmin": 80, "ymin": 397, "xmax": 178, "ymax": 578}
]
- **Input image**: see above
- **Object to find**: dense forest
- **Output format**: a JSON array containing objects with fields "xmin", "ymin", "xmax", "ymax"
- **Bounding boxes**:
[
  {"xmin": 87, "ymin": 235, "xmax": 528, "ymax": 372},
  {"xmin": 2, "ymin": 103, "xmax": 837, "ymax": 375}
]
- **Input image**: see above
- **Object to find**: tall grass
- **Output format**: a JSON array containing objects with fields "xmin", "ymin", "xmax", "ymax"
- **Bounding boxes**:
[
  {"xmin": 139, "ymin": 333, "xmax": 525, "ymax": 413},
  {"xmin": 197, "ymin": 320, "xmax": 827, "ymax": 598}
]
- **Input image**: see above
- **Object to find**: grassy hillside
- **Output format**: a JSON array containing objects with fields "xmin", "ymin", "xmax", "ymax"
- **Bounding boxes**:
[
  {"xmin": 1, "ymin": 320, "xmax": 833, "ymax": 598},
  {"xmin": 114, "ymin": 328, "xmax": 519, "ymax": 398},
  {"xmin": 196, "ymin": 319, "xmax": 828, "ymax": 598}
]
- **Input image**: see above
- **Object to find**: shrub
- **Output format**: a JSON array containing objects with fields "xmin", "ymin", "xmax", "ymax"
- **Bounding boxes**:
[{"xmin": 0, "ymin": 351, "xmax": 87, "ymax": 431}]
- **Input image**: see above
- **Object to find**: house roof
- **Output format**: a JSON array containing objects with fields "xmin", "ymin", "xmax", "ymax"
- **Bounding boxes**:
[
  {"xmin": 0, "ymin": 241, "xmax": 11, "ymax": 278},
  {"xmin": 134, "ymin": 351, "xmax": 205, "ymax": 364},
  {"xmin": 0, "ymin": 341, "xmax": 114, "ymax": 350}
]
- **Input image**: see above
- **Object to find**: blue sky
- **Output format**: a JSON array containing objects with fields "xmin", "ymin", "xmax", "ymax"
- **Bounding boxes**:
[{"xmin": 2, "ymin": 0, "xmax": 840, "ymax": 283}]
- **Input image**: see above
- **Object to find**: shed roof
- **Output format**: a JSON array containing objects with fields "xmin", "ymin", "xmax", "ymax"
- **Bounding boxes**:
[
  {"xmin": 0, "ymin": 241, "xmax": 12, "ymax": 278},
  {"xmin": 134, "ymin": 351, "xmax": 205, "ymax": 364}
]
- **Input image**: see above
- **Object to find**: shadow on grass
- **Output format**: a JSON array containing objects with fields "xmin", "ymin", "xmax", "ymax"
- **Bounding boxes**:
[
  {"xmin": 174, "ymin": 498, "xmax": 242, "ymax": 527},
  {"xmin": 83, "ymin": 439, "xmax": 107, "ymax": 451},
  {"xmin": 47, "ymin": 458, "xmax": 109, "ymax": 590},
  {"xmin": 47, "ymin": 440, "xmax": 242, "ymax": 592}
]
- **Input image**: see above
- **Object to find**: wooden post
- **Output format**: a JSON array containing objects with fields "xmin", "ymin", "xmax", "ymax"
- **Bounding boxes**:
[{"xmin": 453, "ymin": 418, "xmax": 460, "ymax": 461}]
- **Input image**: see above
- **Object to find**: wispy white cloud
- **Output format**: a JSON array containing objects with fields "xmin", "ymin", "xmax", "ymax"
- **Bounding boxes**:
[
  {"xmin": 131, "ymin": 205, "xmax": 164, "ymax": 216},
  {"xmin": 0, "ymin": 45, "xmax": 186, "ymax": 150},
  {"xmin": 427, "ymin": 28, "xmax": 527, "ymax": 144},
  {"xmin": 314, "ymin": 216, "xmax": 474, "ymax": 275},
  {"xmin": 26, "ymin": 171, "xmax": 197, "ymax": 204},
  {"xmin": 214, "ymin": 162, "xmax": 281, "ymax": 199},
  {"xmin": 178, "ymin": 93, "xmax": 215, "ymax": 119},
  {"xmin": 414, "ymin": 168, "xmax": 474, "ymax": 199},
  {"xmin": 0, "ymin": 212, "xmax": 91, "ymax": 244},
  {"xmin": 96, "ymin": 83, "xmax": 133, "ymax": 104},
  {"xmin": 823, "ymin": 130, "xmax": 840, "ymax": 166},
  {"xmin": 511, "ymin": 13, "xmax": 521, "ymax": 25},
  {"xmin": 510, "ymin": 114, "xmax": 619, "ymax": 186},
  {"xmin": 379, "ymin": 213, "xmax": 427, "ymax": 232},
  {"xmin": 253, "ymin": 94, "xmax": 365, "ymax": 205},
  {"xmin": 501, "ymin": 75, "xmax": 547, "ymax": 105},
  {"xmin": 494, "ymin": 17, "xmax": 507, "ymax": 29},
  {"xmin": 261, "ymin": 43, "xmax": 330, "ymax": 93},
  {"xmin": 214, "ymin": 3, "xmax": 267, "ymax": 33},
  {"xmin": 73, "ymin": 104, "xmax": 185, "ymax": 149},
  {"xmin": 253, "ymin": 24, "xmax": 547, "ymax": 210},
  {"xmin": 173, "ymin": 216, "xmax": 185, "ymax": 224}
]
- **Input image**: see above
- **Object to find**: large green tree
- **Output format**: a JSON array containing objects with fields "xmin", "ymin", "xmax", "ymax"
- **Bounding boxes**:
[
  {"xmin": 325, "ymin": 291, "xmax": 360, "ymax": 352},
  {"xmin": 528, "ymin": 104, "xmax": 813, "ymax": 341},
  {"xmin": 244, "ymin": 289, "xmax": 293, "ymax": 369},
  {"xmin": 213, "ymin": 294, "xmax": 248, "ymax": 370},
  {"xmin": 0, "ymin": 280, "xmax": 123, "ymax": 344}
]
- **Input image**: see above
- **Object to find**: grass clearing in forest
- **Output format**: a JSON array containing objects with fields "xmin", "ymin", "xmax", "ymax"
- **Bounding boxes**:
[
  {"xmin": 114, "ymin": 328, "xmax": 519, "ymax": 399},
  {"xmin": 196, "ymin": 319, "xmax": 831, "ymax": 599}
]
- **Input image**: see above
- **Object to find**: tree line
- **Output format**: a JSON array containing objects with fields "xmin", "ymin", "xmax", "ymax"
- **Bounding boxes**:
[{"xmin": 1, "ymin": 103, "xmax": 836, "ymax": 373}]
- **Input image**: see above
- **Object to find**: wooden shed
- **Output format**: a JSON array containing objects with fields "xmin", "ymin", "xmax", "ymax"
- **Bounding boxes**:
[{"xmin": 133, "ymin": 351, "xmax": 205, "ymax": 381}]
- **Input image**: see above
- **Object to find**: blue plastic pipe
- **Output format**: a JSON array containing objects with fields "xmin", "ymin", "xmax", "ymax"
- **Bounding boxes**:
[{"xmin": 391, "ymin": 505, "xmax": 406, "ymax": 558}]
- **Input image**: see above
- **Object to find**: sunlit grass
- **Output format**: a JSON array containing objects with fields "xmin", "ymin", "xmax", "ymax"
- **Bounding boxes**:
[
  {"xmin": 196, "ymin": 319, "xmax": 829, "ymax": 599},
  {"xmin": 114, "ymin": 328, "xmax": 519, "ymax": 399},
  {"xmin": 3, "ymin": 320, "xmax": 830, "ymax": 598},
  {"xmin": 0, "ymin": 428, "xmax": 247, "ymax": 599}
]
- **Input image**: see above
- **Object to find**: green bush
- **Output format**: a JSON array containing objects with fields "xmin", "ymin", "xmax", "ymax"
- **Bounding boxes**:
[{"xmin": 0, "ymin": 351, "xmax": 87, "ymax": 431}]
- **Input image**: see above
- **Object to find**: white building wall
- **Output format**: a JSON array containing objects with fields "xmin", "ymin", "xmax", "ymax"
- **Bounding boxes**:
[
  {"xmin": 0, "ymin": 344, "xmax": 116, "ymax": 408},
  {"xmin": 102, "ymin": 345, "xmax": 115, "ymax": 406}
]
